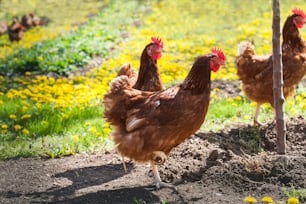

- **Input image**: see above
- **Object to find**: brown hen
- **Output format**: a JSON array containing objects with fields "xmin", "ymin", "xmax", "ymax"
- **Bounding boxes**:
[
  {"xmin": 114, "ymin": 37, "xmax": 164, "ymax": 171},
  {"xmin": 236, "ymin": 8, "xmax": 306, "ymax": 126},
  {"xmin": 8, "ymin": 18, "xmax": 23, "ymax": 42},
  {"xmin": 103, "ymin": 48, "xmax": 225, "ymax": 188}
]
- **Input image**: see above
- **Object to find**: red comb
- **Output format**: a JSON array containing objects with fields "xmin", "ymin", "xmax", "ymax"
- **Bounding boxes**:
[
  {"xmin": 292, "ymin": 8, "xmax": 306, "ymax": 18},
  {"xmin": 151, "ymin": 36, "xmax": 163, "ymax": 48},
  {"xmin": 211, "ymin": 47, "xmax": 225, "ymax": 61}
]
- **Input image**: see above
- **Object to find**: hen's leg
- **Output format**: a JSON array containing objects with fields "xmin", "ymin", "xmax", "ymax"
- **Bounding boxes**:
[
  {"xmin": 122, "ymin": 156, "xmax": 127, "ymax": 173},
  {"xmin": 150, "ymin": 161, "xmax": 175, "ymax": 189},
  {"xmin": 254, "ymin": 103, "xmax": 263, "ymax": 126}
]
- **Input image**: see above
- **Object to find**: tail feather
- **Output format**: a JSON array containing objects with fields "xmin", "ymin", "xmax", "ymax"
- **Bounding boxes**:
[
  {"xmin": 117, "ymin": 63, "xmax": 137, "ymax": 86},
  {"xmin": 109, "ymin": 75, "xmax": 131, "ymax": 93},
  {"xmin": 237, "ymin": 41, "xmax": 255, "ymax": 56}
]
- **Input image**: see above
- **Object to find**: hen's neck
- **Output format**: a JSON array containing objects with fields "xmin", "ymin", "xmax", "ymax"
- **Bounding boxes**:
[
  {"xmin": 282, "ymin": 15, "xmax": 305, "ymax": 53},
  {"xmin": 181, "ymin": 55, "xmax": 212, "ymax": 94},
  {"xmin": 133, "ymin": 48, "xmax": 163, "ymax": 91}
]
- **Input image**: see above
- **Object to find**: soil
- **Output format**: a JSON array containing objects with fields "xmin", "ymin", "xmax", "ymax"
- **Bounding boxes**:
[{"xmin": 0, "ymin": 80, "xmax": 305, "ymax": 204}]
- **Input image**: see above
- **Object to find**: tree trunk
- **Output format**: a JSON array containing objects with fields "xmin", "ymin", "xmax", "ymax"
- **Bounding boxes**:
[{"xmin": 272, "ymin": 0, "xmax": 286, "ymax": 154}]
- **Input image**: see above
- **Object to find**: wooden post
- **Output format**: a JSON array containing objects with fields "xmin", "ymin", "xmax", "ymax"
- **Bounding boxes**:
[{"xmin": 272, "ymin": 0, "xmax": 286, "ymax": 154}]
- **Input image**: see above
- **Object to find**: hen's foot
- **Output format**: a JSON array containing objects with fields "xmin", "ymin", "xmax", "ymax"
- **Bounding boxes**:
[
  {"xmin": 152, "ymin": 151, "xmax": 167, "ymax": 165},
  {"xmin": 150, "ymin": 160, "xmax": 176, "ymax": 190}
]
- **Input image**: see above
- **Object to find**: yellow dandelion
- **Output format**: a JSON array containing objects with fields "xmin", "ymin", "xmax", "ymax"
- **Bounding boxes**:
[
  {"xmin": 72, "ymin": 135, "xmax": 80, "ymax": 142},
  {"xmin": 287, "ymin": 197, "xmax": 299, "ymax": 204},
  {"xmin": 22, "ymin": 129, "xmax": 30, "ymax": 135},
  {"xmin": 21, "ymin": 114, "xmax": 31, "ymax": 120},
  {"xmin": 89, "ymin": 127, "xmax": 97, "ymax": 133},
  {"xmin": 244, "ymin": 196, "xmax": 257, "ymax": 203},
  {"xmin": 25, "ymin": 71, "xmax": 31, "ymax": 76},
  {"xmin": 1, "ymin": 124, "xmax": 8, "ymax": 129},
  {"xmin": 250, "ymin": 102, "xmax": 257, "ymax": 107},
  {"xmin": 211, "ymin": 93, "xmax": 217, "ymax": 100},
  {"xmin": 214, "ymin": 87, "xmax": 220, "ymax": 92},
  {"xmin": 9, "ymin": 114, "xmax": 17, "ymax": 119},
  {"xmin": 294, "ymin": 95, "xmax": 302, "ymax": 102},
  {"xmin": 261, "ymin": 196, "xmax": 273, "ymax": 203},
  {"xmin": 0, "ymin": 100, "xmax": 3, "ymax": 105},
  {"xmin": 104, "ymin": 127, "xmax": 111, "ymax": 135},
  {"xmin": 235, "ymin": 95, "xmax": 242, "ymax": 101},
  {"xmin": 243, "ymin": 115, "xmax": 251, "ymax": 120},
  {"xmin": 290, "ymin": 108, "xmax": 297, "ymax": 114},
  {"xmin": 21, "ymin": 106, "xmax": 29, "ymax": 112},
  {"xmin": 14, "ymin": 124, "xmax": 22, "ymax": 131},
  {"xmin": 227, "ymin": 98, "xmax": 234, "ymax": 102},
  {"xmin": 287, "ymin": 100, "xmax": 294, "ymax": 106}
]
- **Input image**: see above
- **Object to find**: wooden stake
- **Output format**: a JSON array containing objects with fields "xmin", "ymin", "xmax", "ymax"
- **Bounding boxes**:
[{"xmin": 272, "ymin": 0, "xmax": 286, "ymax": 154}]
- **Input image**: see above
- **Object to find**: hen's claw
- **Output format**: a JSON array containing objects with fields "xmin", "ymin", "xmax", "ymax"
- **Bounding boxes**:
[{"xmin": 150, "ymin": 160, "xmax": 176, "ymax": 190}]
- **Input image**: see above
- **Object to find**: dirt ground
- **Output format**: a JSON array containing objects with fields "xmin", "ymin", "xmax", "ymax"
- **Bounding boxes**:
[{"xmin": 0, "ymin": 80, "xmax": 305, "ymax": 204}]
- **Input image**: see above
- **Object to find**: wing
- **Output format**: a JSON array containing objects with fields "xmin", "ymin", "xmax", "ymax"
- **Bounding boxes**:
[
  {"xmin": 124, "ymin": 85, "xmax": 210, "ymax": 133},
  {"xmin": 124, "ymin": 86, "xmax": 180, "ymax": 132}
]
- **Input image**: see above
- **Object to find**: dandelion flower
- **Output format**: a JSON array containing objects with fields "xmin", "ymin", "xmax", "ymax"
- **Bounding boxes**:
[
  {"xmin": 235, "ymin": 95, "xmax": 242, "ymax": 101},
  {"xmin": 89, "ymin": 127, "xmax": 97, "ymax": 133},
  {"xmin": 1, "ymin": 124, "xmax": 8, "ymax": 129},
  {"xmin": 290, "ymin": 108, "xmax": 297, "ymax": 114},
  {"xmin": 14, "ymin": 124, "xmax": 23, "ymax": 131},
  {"xmin": 72, "ymin": 135, "xmax": 80, "ymax": 142},
  {"xmin": 21, "ymin": 114, "xmax": 31, "ymax": 120},
  {"xmin": 243, "ymin": 115, "xmax": 251, "ymax": 120},
  {"xmin": 261, "ymin": 196, "xmax": 273, "ymax": 203},
  {"xmin": 22, "ymin": 129, "xmax": 30, "ymax": 135},
  {"xmin": 287, "ymin": 197, "xmax": 299, "ymax": 204},
  {"xmin": 244, "ymin": 196, "xmax": 257, "ymax": 203},
  {"xmin": 9, "ymin": 114, "xmax": 17, "ymax": 119}
]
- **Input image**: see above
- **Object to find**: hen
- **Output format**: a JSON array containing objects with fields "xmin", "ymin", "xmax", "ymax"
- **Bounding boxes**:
[
  {"xmin": 236, "ymin": 8, "xmax": 306, "ymax": 126},
  {"xmin": 8, "ymin": 18, "xmax": 23, "ymax": 42},
  {"xmin": 21, "ymin": 13, "xmax": 47, "ymax": 30},
  {"xmin": 117, "ymin": 36, "xmax": 164, "ymax": 92},
  {"xmin": 115, "ymin": 36, "xmax": 164, "ymax": 171},
  {"xmin": 103, "ymin": 48, "xmax": 225, "ymax": 188}
]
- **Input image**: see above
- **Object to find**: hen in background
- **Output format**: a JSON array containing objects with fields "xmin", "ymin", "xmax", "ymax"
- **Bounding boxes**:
[
  {"xmin": 236, "ymin": 8, "xmax": 306, "ymax": 126},
  {"xmin": 103, "ymin": 48, "xmax": 225, "ymax": 188},
  {"xmin": 8, "ymin": 18, "xmax": 23, "ymax": 42},
  {"xmin": 21, "ymin": 13, "xmax": 49, "ymax": 30},
  {"xmin": 117, "ymin": 36, "xmax": 164, "ymax": 92}
]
